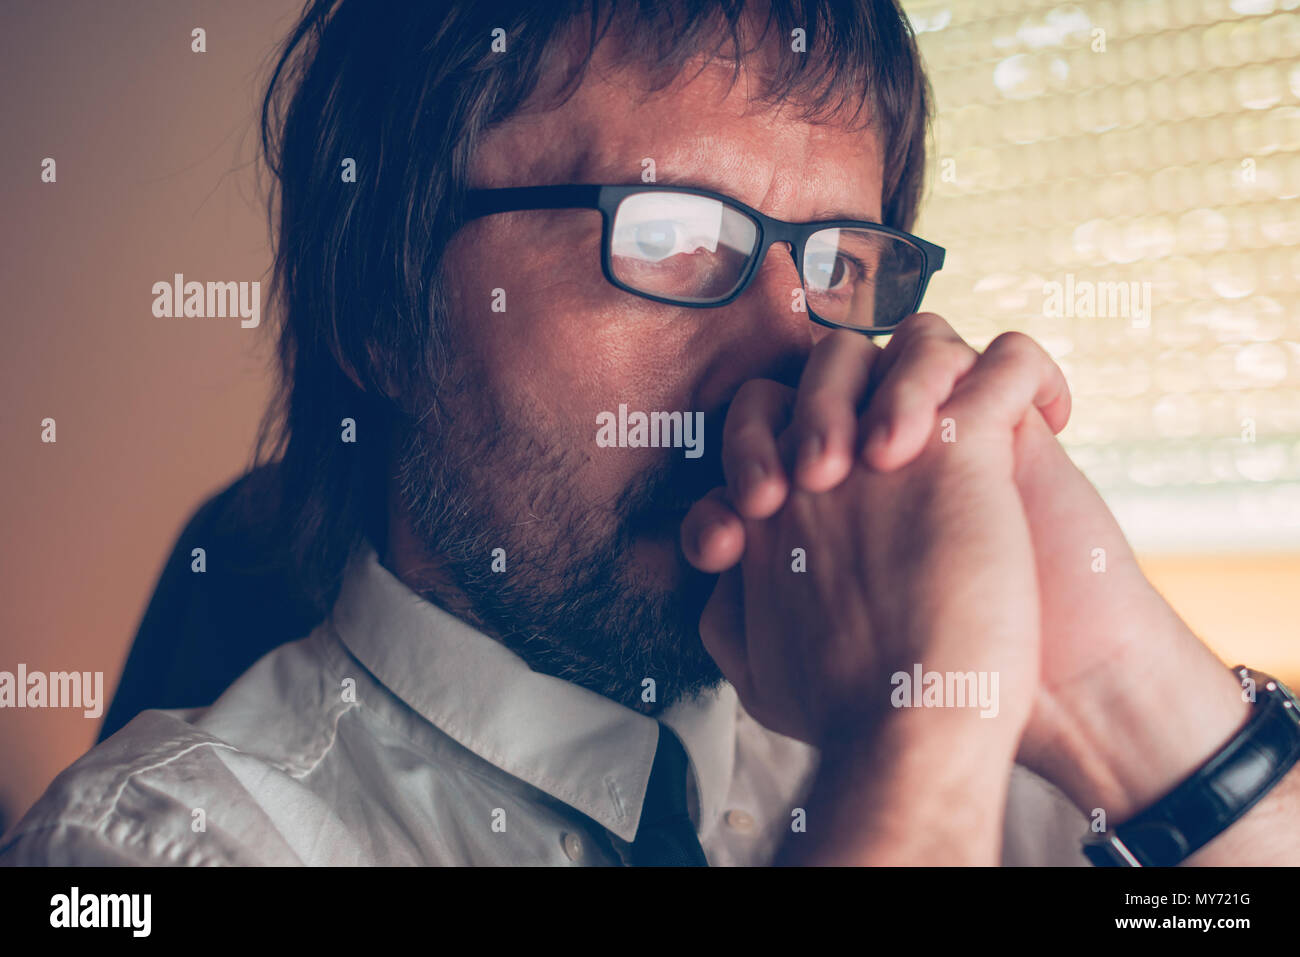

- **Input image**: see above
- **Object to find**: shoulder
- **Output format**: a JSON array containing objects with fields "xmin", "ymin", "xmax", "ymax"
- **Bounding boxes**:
[
  {"xmin": 1, "ymin": 710, "xmax": 283, "ymax": 865},
  {"xmin": 1, "ymin": 629, "xmax": 365, "ymax": 867}
]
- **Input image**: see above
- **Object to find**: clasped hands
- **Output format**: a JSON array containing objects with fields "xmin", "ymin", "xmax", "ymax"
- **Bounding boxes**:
[{"xmin": 680, "ymin": 314, "xmax": 1259, "ymax": 864}]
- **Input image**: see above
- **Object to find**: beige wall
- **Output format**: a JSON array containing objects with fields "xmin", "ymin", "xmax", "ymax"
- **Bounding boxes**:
[
  {"xmin": 1139, "ymin": 556, "xmax": 1300, "ymax": 688},
  {"xmin": 0, "ymin": 0, "xmax": 298, "ymax": 831}
]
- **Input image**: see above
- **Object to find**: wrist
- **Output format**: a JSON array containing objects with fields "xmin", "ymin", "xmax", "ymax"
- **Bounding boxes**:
[
  {"xmin": 789, "ymin": 707, "xmax": 1023, "ymax": 865},
  {"xmin": 1082, "ymin": 667, "xmax": 1300, "ymax": 866},
  {"xmin": 1033, "ymin": 631, "xmax": 1252, "ymax": 825}
]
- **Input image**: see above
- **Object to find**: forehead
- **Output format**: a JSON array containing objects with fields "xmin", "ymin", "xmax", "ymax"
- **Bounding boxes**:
[{"xmin": 470, "ymin": 40, "xmax": 884, "ymax": 223}]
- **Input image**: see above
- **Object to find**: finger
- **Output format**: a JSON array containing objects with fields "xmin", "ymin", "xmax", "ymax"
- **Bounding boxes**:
[
  {"xmin": 680, "ymin": 487, "xmax": 746, "ymax": 573},
  {"xmin": 861, "ymin": 311, "xmax": 955, "ymax": 394},
  {"xmin": 699, "ymin": 567, "xmax": 753, "ymax": 701},
  {"xmin": 942, "ymin": 331, "xmax": 1073, "ymax": 436},
  {"xmin": 786, "ymin": 330, "xmax": 884, "ymax": 492},
  {"xmin": 721, "ymin": 378, "xmax": 795, "ymax": 520},
  {"xmin": 1005, "ymin": 333, "xmax": 1072, "ymax": 434},
  {"xmin": 859, "ymin": 313, "xmax": 978, "ymax": 471}
]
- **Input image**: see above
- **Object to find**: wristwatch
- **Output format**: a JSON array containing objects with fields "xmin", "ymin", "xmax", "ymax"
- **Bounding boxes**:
[{"xmin": 1082, "ymin": 665, "xmax": 1300, "ymax": 867}]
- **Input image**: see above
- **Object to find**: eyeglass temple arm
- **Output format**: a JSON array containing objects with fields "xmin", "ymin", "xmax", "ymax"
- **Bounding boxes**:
[
  {"xmin": 462, "ymin": 185, "xmax": 603, "ymax": 220},
  {"xmin": 914, "ymin": 236, "xmax": 945, "ymax": 272}
]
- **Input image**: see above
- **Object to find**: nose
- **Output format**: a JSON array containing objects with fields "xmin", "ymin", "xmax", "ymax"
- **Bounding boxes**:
[
  {"xmin": 692, "ymin": 241, "xmax": 815, "ymax": 411},
  {"xmin": 746, "ymin": 239, "xmax": 820, "ymax": 362},
  {"xmin": 750, "ymin": 240, "xmax": 842, "ymax": 349}
]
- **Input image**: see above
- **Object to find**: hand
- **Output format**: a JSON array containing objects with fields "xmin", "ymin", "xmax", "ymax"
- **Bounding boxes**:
[
  {"xmin": 687, "ymin": 314, "xmax": 1254, "ymax": 828},
  {"xmin": 684, "ymin": 322, "xmax": 1053, "ymax": 750},
  {"xmin": 684, "ymin": 320, "xmax": 1076, "ymax": 864}
]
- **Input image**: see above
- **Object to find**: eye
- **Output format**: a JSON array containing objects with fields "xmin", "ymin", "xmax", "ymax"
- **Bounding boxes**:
[
  {"xmin": 632, "ymin": 220, "xmax": 682, "ymax": 261},
  {"xmin": 806, "ymin": 250, "xmax": 854, "ymax": 290}
]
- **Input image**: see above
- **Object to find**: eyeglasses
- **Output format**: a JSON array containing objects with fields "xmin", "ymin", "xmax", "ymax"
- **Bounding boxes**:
[{"xmin": 460, "ymin": 184, "xmax": 945, "ymax": 335}]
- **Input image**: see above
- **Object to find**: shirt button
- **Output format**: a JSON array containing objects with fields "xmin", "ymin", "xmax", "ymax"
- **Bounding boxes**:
[
  {"xmin": 561, "ymin": 832, "xmax": 584, "ymax": 861},
  {"xmin": 724, "ymin": 809, "xmax": 755, "ymax": 833}
]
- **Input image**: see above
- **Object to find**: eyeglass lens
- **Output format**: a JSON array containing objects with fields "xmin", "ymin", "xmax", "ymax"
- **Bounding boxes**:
[{"xmin": 608, "ymin": 190, "xmax": 926, "ymax": 329}]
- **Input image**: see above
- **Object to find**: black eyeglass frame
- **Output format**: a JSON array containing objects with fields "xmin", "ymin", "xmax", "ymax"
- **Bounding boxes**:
[{"xmin": 460, "ymin": 184, "xmax": 946, "ymax": 335}]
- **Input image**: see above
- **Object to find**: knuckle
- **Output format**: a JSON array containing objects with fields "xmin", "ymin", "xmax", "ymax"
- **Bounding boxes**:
[
  {"xmin": 985, "ymin": 330, "xmax": 1044, "ymax": 364},
  {"xmin": 874, "ymin": 375, "xmax": 926, "ymax": 412},
  {"xmin": 875, "ymin": 354, "xmax": 958, "ymax": 410},
  {"xmin": 898, "ymin": 311, "xmax": 950, "ymax": 335},
  {"xmin": 915, "ymin": 336, "xmax": 977, "ymax": 374}
]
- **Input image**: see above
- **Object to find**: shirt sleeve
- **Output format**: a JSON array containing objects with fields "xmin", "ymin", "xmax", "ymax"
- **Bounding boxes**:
[
  {"xmin": 0, "ymin": 712, "xmax": 312, "ymax": 867},
  {"xmin": 1001, "ymin": 764, "xmax": 1091, "ymax": 866},
  {"xmin": 0, "ymin": 822, "xmax": 184, "ymax": 866}
]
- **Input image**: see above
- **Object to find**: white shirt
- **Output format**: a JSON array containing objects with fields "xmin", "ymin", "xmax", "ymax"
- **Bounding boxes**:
[{"xmin": 0, "ymin": 548, "xmax": 1090, "ymax": 866}]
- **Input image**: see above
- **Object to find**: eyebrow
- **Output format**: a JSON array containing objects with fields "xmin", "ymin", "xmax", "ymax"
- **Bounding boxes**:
[{"xmin": 625, "ymin": 175, "xmax": 883, "ymax": 225}]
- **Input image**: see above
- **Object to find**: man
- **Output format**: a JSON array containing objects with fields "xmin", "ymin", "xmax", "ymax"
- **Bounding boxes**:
[{"xmin": 3, "ymin": 0, "xmax": 1297, "ymax": 867}]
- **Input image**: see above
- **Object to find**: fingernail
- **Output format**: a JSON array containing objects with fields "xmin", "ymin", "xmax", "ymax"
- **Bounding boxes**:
[
  {"xmin": 739, "ymin": 459, "xmax": 766, "ymax": 500},
  {"xmin": 797, "ymin": 434, "xmax": 822, "ymax": 473}
]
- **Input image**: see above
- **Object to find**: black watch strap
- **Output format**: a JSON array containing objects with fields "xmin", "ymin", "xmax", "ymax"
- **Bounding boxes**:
[{"xmin": 1083, "ymin": 666, "xmax": 1300, "ymax": 867}]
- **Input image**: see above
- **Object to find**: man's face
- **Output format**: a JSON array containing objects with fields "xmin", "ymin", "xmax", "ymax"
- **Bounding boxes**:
[{"xmin": 391, "ymin": 39, "xmax": 884, "ymax": 713}]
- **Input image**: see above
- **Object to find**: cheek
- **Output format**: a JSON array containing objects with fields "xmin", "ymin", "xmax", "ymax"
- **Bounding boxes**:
[{"xmin": 446, "ymin": 231, "xmax": 707, "ymax": 498}]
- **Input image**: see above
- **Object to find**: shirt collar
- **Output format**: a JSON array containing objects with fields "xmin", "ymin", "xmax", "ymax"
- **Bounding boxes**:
[{"xmin": 329, "ymin": 546, "xmax": 737, "ymax": 844}]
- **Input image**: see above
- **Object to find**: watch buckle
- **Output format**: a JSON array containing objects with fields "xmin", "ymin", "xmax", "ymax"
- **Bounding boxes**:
[{"xmin": 1088, "ymin": 833, "xmax": 1144, "ymax": 866}]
